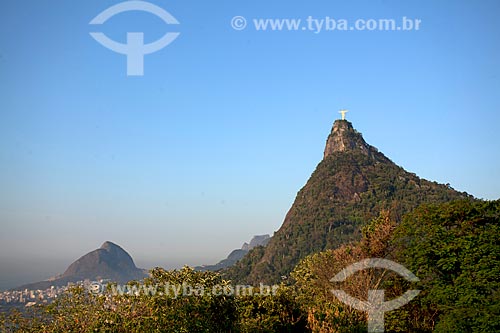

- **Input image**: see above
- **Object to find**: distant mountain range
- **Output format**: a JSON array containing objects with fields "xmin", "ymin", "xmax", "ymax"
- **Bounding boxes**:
[
  {"xmin": 13, "ymin": 241, "xmax": 147, "ymax": 291},
  {"xmin": 196, "ymin": 235, "xmax": 270, "ymax": 271},
  {"xmin": 225, "ymin": 119, "xmax": 470, "ymax": 284}
]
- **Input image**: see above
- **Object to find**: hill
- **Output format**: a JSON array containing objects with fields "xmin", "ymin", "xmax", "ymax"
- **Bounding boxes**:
[
  {"xmin": 225, "ymin": 119, "xmax": 470, "ymax": 284},
  {"xmin": 13, "ymin": 241, "xmax": 147, "ymax": 290}
]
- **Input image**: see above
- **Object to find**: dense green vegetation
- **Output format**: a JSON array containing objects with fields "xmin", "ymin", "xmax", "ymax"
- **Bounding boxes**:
[
  {"xmin": 290, "ymin": 200, "xmax": 500, "ymax": 332},
  {"xmin": 391, "ymin": 200, "xmax": 500, "ymax": 332},
  {"xmin": 2, "ymin": 200, "xmax": 497, "ymax": 332},
  {"xmin": 0, "ymin": 267, "xmax": 306, "ymax": 333},
  {"xmin": 225, "ymin": 149, "xmax": 468, "ymax": 285}
]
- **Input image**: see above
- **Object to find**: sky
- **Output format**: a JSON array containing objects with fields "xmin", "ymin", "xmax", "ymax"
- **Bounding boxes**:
[{"xmin": 0, "ymin": 0, "xmax": 499, "ymax": 290}]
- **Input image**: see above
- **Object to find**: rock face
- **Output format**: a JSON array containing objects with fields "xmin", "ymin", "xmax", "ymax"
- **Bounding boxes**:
[
  {"xmin": 323, "ymin": 120, "xmax": 374, "ymax": 158},
  {"xmin": 225, "ymin": 119, "xmax": 470, "ymax": 284},
  {"xmin": 197, "ymin": 235, "xmax": 270, "ymax": 271},
  {"xmin": 14, "ymin": 242, "xmax": 147, "ymax": 290}
]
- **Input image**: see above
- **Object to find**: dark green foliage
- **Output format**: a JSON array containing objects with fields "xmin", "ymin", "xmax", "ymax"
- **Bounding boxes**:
[
  {"xmin": 135, "ymin": 266, "xmax": 239, "ymax": 332},
  {"xmin": 226, "ymin": 149, "xmax": 467, "ymax": 284},
  {"xmin": 224, "ymin": 245, "xmax": 267, "ymax": 284},
  {"xmin": 237, "ymin": 286, "xmax": 308, "ymax": 333},
  {"xmin": 391, "ymin": 200, "xmax": 500, "ymax": 332}
]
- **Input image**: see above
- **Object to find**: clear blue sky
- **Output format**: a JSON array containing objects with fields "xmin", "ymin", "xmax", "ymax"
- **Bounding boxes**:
[{"xmin": 1, "ymin": 0, "xmax": 499, "ymax": 289}]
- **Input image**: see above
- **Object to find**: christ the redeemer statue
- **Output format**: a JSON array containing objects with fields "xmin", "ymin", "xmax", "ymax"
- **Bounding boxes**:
[{"xmin": 339, "ymin": 109, "xmax": 348, "ymax": 120}]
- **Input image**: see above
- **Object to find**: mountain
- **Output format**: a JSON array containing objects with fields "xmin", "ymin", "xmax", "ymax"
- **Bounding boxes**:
[
  {"xmin": 241, "ymin": 235, "xmax": 271, "ymax": 251},
  {"xmin": 225, "ymin": 119, "xmax": 470, "ymax": 284},
  {"xmin": 196, "ymin": 234, "xmax": 270, "ymax": 271},
  {"xmin": 14, "ymin": 241, "xmax": 147, "ymax": 291}
]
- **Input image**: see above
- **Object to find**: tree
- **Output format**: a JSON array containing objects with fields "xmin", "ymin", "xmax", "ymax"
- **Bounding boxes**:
[
  {"xmin": 291, "ymin": 211, "xmax": 403, "ymax": 332},
  {"xmin": 391, "ymin": 199, "xmax": 500, "ymax": 332}
]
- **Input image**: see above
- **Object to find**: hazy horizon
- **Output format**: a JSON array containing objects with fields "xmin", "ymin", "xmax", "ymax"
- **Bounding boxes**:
[{"xmin": 0, "ymin": 251, "xmax": 226, "ymax": 290}]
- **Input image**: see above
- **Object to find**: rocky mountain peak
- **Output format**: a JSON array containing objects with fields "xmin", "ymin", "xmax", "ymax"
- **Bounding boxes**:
[
  {"xmin": 323, "ymin": 120, "xmax": 373, "ymax": 158},
  {"xmin": 13, "ymin": 241, "xmax": 147, "ymax": 291},
  {"xmin": 100, "ymin": 241, "xmax": 120, "ymax": 250}
]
